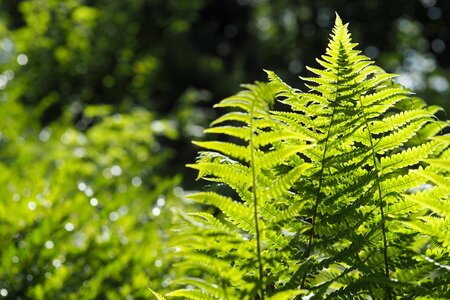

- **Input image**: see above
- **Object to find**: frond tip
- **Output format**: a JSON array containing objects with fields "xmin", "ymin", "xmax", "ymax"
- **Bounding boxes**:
[{"xmin": 148, "ymin": 288, "xmax": 166, "ymax": 300}]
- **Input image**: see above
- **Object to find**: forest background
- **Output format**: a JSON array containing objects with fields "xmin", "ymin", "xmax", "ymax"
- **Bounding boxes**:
[{"xmin": 0, "ymin": 0, "xmax": 449, "ymax": 298}]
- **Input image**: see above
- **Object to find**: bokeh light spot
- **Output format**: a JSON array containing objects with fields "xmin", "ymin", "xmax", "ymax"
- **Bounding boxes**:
[
  {"xmin": 157, "ymin": 196, "xmax": 165, "ymax": 207},
  {"xmin": 428, "ymin": 7, "xmax": 442, "ymax": 20},
  {"xmin": 17, "ymin": 54, "xmax": 28, "ymax": 65},
  {"xmin": 27, "ymin": 201, "xmax": 36, "ymax": 211},
  {"xmin": 289, "ymin": 60, "xmax": 303, "ymax": 74},
  {"xmin": 131, "ymin": 176, "xmax": 142, "ymax": 187},
  {"xmin": 39, "ymin": 128, "xmax": 51, "ymax": 142},
  {"xmin": 109, "ymin": 211, "xmax": 119, "ymax": 222},
  {"xmin": 431, "ymin": 39, "xmax": 445, "ymax": 53},
  {"xmin": 154, "ymin": 259, "xmax": 162, "ymax": 267},
  {"xmin": 429, "ymin": 75, "xmax": 448, "ymax": 92},
  {"xmin": 90, "ymin": 197, "xmax": 98, "ymax": 207},
  {"xmin": 152, "ymin": 207, "xmax": 161, "ymax": 216},
  {"xmin": 111, "ymin": 165, "xmax": 122, "ymax": 176},
  {"xmin": 365, "ymin": 46, "xmax": 380, "ymax": 58},
  {"xmin": 78, "ymin": 182, "xmax": 87, "ymax": 192},
  {"xmin": 65, "ymin": 222, "xmax": 75, "ymax": 232},
  {"xmin": 52, "ymin": 259, "xmax": 62, "ymax": 268},
  {"xmin": 45, "ymin": 240, "xmax": 54, "ymax": 249},
  {"xmin": 421, "ymin": 0, "xmax": 437, "ymax": 7}
]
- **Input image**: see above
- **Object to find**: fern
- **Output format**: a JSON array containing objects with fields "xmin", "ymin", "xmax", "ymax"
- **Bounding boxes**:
[{"xmin": 156, "ymin": 14, "xmax": 450, "ymax": 299}]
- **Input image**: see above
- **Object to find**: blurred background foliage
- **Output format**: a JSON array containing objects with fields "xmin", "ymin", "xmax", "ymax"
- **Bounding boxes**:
[
  {"xmin": 0, "ymin": 0, "xmax": 449, "ymax": 298},
  {"xmin": 0, "ymin": 101, "xmax": 181, "ymax": 298}
]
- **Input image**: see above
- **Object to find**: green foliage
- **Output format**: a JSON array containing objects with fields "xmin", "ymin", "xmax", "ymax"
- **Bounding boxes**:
[
  {"xmin": 0, "ymin": 0, "xmax": 206, "ymax": 109},
  {"xmin": 0, "ymin": 100, "xmax": 179, "ymax": 298},
  {"xmin": 158, "ymin": 15, "xmax": 450, "ymax": 299}
]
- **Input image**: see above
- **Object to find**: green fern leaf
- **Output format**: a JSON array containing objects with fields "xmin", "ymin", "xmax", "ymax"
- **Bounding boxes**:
[
  {"xmin": 165, "ymin": 289, "xmax": 219, "ymax": 300},
  {"xmin": 267, "ymin": 290, "xmax": 306, "ymax": 300},
  {"xmin": 149, "ymin": 289, "xmax": 167, "ymax": 300},
  {"xmin": 171, "ymin": 278, "xmax": 225, "ymax": 299},
  {"xmin": 380, "ymin": 140, "xmax": 440, "ymax": 174},
  {"xmin": 192, "ymin": 141, "xmax": 250, "ymax": 162},
  {"xmin": 187, "ymin": 192, "xmax": 255, "ymax": 233}
]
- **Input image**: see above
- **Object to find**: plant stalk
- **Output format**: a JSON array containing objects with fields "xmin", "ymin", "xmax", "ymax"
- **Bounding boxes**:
[
  {"xmin": 301, "ymin": 66, "xmax": 340, "ymax": 289},
  {"xmin": 357, "ymin": 94, "xmax": 392, "ymax": 300},
  {"xmin": 249, "ymin": 94, "xmax": 265, "ymax": 300}
]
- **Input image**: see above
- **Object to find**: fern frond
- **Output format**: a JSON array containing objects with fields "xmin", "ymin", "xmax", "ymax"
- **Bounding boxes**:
[
  {"xmin": 272, "ymin": 199, "xmax": 308, "ymax": 224},
  {"xmin": 255, "ymin": 144, "xmax": 313, "ymax": 170},
  {"xmin": 192, "ymin": 141, "xmax": 250, "ymax": 162},
  {"xmin": 210, "ymin": 111, "xmax": 249, "ymax": 126},
  {"xmin": 262, "ymin": 164, "xmax": 312, "ymax": 201},
  {"xmin": 267, "ymin": 290, "xmax": 306, "ymax": 300},
  {"xmin": 404, "ymin": 216, "xmax": 450, "ymax": 248},
  {"xmin": 174, "ymin": 253, "xmax": 245, "ymax": 284},
  {"xmin": 171, "ymin": 278, "xmax": 225, "ymax": 299},
  {"xmin": 425, "ymin": 158, "xmax": 450, "ymax": 169},
  {"xmin": 149, "ymin": 289, "xmax": 167, "ymax": 300},
  {"xmin": 253, "ymin": 130, "xmax": 314, "ymax": 147},
  {"xmin": 357, "ymin": 119, "xmax": 429, "ymax": 154},
  {"xmin": 203, "ymin": 126, "xmax": 251, "ymax": 141},
  {"xmin": 413, "ymin": 167, "xmax": 450, "ymax": 187},
  {"xmin": 404, "ymin": 186, "xmax": 448, "ymax": 217},
  {"xmin": 187, "ymin": 161, "xmax": 251, "ymax": 187},
  {"xmin": 360, "ymin": 87, "xmax": 410, "ymax": 109},
  {"xmin": 165, "ymin": 289, "xmax": 219, "ymax": 300},
  {"xmin": 270, "ymin": 111, "xmax": 322, "ymax": 139},
  {"xmin": 369, "ymin": 109, "xmax": 432, "ymax": 135},
  {"xmin": 172, "ymin": 13, "xmax": 450, "ymax": 300},
  {"xmin": 187, "ymin": 192, "xmax": 255, "ymax": 233},
  {"xmin": 380, "ymin": 140, "xmax": 440, "ymax": 174}
]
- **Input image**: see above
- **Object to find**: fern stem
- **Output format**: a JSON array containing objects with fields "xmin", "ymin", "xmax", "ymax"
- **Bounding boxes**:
[
  {"xmin": 357, "ymin": 95, "xmax": 392, "ymax": 300},
  {"xmin": 301, "ymin": 67, "xmax": 340, "ymax": 289},
  {"xmin": 249, "ymin": 95, "xmax": 265, "ymax": 299},
  {"xmin": 301, "ymin": 106, "xmax": 336, "ymax": 289}
]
